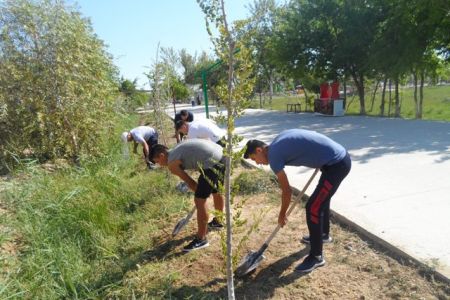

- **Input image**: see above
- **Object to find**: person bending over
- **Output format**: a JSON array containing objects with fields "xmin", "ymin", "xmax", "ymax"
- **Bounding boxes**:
[
  {"xmin": 243, "ymin": 129, "xmax": 351, "ymax": 273},
  {"xmin": 150, "ymin": 139, "xmax": 225, "ymax": 252},
  {"xmin": 122, "ymin": 126, "xmax": 158, "ymax": 169}
]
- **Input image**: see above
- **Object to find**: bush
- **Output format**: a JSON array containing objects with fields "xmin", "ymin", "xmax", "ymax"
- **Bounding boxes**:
[{"xmin": 0, "ymin": 0, "xmax": 118, "ymax": 172}]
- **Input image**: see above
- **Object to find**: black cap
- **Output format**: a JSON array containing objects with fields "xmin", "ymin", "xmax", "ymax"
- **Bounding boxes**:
[{"xmin": 243, "ymin": 139, "xmax": 267, "ymax": 159}]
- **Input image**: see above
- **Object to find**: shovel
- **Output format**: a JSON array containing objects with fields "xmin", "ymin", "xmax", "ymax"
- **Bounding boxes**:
[
  {"xmin": 235, "ymin": 168, "xmax": 319, "ymax": 277},
  {"xmin": 172, "ymin": 206, "xmax": 196, "ymax": 237}
]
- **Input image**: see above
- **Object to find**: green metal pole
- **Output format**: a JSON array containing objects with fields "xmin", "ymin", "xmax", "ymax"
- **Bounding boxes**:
[{"xmin": 202, "ymin": 71, "xmax": 209, "ymax": 118}]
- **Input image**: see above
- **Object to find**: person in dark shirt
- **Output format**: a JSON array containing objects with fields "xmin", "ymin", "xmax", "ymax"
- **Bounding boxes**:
[{"xmin": 174, "ymin": 109, "xmax": 194, "ymax": 143}]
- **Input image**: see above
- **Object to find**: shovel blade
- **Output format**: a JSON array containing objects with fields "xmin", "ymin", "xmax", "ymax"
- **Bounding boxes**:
[
  {"xmin": 235, "ymin": 250, "xmax": 265, "ymax": 277},
  {"xmin": 172, "ymin": 218, "xmax": 187, "ymax": 237}
]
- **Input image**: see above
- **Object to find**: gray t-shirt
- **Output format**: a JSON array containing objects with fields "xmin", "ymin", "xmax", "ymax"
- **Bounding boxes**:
[{"xmin": 168, "ymin": 139, "xmax": 223, "ymax": 170}]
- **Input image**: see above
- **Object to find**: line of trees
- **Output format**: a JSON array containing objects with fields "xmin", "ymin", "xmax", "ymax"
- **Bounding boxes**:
[{"xmin": 247, "ymin": 0, "xmax": 449, "ymax": 118}]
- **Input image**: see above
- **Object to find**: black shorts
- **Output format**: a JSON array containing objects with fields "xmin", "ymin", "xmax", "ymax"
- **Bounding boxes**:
[{"xmin": 194, "ymin": 163, "xmax": 225, "ymax": 199}]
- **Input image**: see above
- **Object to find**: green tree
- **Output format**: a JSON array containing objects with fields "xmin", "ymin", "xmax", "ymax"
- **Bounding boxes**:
[
  {"xmin": 198, "ymin": 1, "xmax": 255, "ymax": 298},
  {"xmin": 275, "ymin": 0, "xmax": 383, "ymax": 115},
  {"xmin": 179, "ymin": 48, "xmax": 197, "ymax": 84},
  {"xmin": 371, "ymin": 0, "xmax": 449, "ymax": 118},
  {"xmin": 119, "ymin": 77, "xmax": 137, "ymax": 97},
  {"xmin": 0, "ymin": 0, "xmax": 117, "ymax": 171},
  {"xmin": 246, "ymin": 0, "xmax": 278, "ymax": 105}
]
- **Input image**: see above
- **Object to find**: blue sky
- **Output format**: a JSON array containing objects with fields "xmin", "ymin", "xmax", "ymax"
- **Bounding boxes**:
[{"xmin": 68, "ymin": 1, "xmax": 255, "ymax": 88}]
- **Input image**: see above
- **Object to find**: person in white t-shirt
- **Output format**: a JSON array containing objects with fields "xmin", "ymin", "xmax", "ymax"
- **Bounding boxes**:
[
  {"xmin": 176, "ymin": 119, "xmax": 226, "ymax": 147},
  {"xmin": 121, "ymin": 126, "xmax": 158, "ymax": 168}
]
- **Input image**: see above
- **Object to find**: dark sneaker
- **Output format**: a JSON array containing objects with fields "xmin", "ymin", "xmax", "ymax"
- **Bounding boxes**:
[
  {"xmin": 183, "ymin": 237, "xmax": 209, "ymax": 252},
  {"xmin": 207, "ymin": 217, "xmax": 224, "ymax": 230},
  {"xmin": 295, "ymin": 255, "xmax": 326, "ymax": 273},
  {"xmin": 301, "ymin": 234, "xmax": 333, "ymax": 244}
]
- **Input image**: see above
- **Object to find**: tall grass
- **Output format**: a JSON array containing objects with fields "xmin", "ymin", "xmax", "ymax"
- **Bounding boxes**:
[{"xmin": 0, "ymin": 113, "xmax": 190, "ymax": 299}]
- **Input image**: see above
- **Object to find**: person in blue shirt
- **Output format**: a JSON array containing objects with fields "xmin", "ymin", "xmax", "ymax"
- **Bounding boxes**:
[{"xmin": 243, "ymin": 129, "xmax": 351, "ymax": 273}]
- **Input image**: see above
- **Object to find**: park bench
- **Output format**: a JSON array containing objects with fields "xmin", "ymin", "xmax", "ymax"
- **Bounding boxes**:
[{"xmin": 286, "ymin": 103, "xmax": 301, "ymax": 113}]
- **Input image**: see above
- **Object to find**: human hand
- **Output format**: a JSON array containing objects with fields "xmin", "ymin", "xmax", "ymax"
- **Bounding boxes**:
[{"xmin": 278, "ymin": 211, "xmax": 287, "ymax": 227}]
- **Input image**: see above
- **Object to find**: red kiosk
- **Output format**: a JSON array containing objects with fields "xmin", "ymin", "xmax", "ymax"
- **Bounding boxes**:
[{"xmin": 314, "ymin": 81, "xmax": 345, "ymax": 116}]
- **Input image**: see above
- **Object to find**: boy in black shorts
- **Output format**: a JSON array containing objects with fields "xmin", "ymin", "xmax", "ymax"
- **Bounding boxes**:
[{"xmin": 150, "ymin": 139, "xmax": 225, "ymax": 252}]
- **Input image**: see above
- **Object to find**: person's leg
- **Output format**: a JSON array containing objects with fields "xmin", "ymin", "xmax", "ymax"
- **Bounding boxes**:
[
  {"xmin": 322, "ymin": 200, "xmax": 330, "ymax": 236},
  {"xmin": 194, "ymin": 171, "xmax": 214, "ymax": 238},
  {"xmin": 305, "ymin": 175, "xmax": 329, "ymax": 257},
  {"xmin": 306, "ymin": 154, "xmax": 351, "ymax": 257},
  {"xmin": 194, "ymin": 197, "xmax": 208, "ymax": 239},
  {"xmin": 183, "ymin": 173, "xmax": 213, "ymax": 252},
  {"xmin": 297, "ymin": 154, "xmax": 351, "ymax": 272},
  {"xmin": 212, "ymin": 163, "xmax": 225, "ymax": 218},
  {"xmin": 212, "ymin": 193, "xmax": 224, "ymax": 213}
]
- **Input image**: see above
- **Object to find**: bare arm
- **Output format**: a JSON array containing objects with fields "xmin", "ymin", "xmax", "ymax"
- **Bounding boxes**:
[
  {"xmin": 142, "ymin": 142, "xmax": 150, "ymax": 162},
  {"xmin": 276, "ymin": 170, "xmax": 292, "ymax": 227},
  {"xmin": 168, "ymin": 160, "xmax": 197, "ymax": 192},
  {"xmin": 175, "ymin": 128, "xmax": 181, "ymax": 143}
]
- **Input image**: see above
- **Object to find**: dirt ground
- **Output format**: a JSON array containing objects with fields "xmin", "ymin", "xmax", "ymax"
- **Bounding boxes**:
[{"xmin": 142, "ymin": 190, "xmax": 450, "ymax": 300}]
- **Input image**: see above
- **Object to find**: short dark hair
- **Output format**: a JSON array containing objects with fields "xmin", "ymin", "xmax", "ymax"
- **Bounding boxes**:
[
  {"xmin": 243, "ymin": 139, "xmax": 267, "ymax": 159},
  {"xmin": 180, "ymin": 109, "xmax": 189, "ymax": 116},
  {"xmin": 149, "ymin": 144, "xmax": 168, "ymax": 163},
  {"xmin": 175, "ymin": 120, "xmax": 186, "ymax": 131}
]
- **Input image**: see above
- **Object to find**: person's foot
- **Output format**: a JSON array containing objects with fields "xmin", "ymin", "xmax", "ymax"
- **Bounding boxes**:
[
  {"xmin": 147, "ymin": 162, "xmax": 157, "ymax": 170},
  {"xmin": 301, "ymin": 233, "xmax": 333, "ymax": 244},
  {"xmin": 183, "ymin": 237, "xmax": 209, "ymax": 252},
  {"xmin": 207, "ymin": 217, "xmax": 224, "ymax": 230},
  {"xmin": 295, "ymin": 255, "xmax": 325, "ymax": 273}
]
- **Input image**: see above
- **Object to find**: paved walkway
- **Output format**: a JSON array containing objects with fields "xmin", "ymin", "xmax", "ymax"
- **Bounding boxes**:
[{"xmin": 167, "ymin": 104, "xmax": 450, "ymax": 280}]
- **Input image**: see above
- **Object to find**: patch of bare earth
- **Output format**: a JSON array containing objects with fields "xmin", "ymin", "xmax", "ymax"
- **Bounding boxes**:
[
  {"xmin": 137, "ymin": 190, "xmax": 449, "ymax": 300},
  {"xmin": 0, "ymin": 180, "xmax": 22, "ymax": 281}
]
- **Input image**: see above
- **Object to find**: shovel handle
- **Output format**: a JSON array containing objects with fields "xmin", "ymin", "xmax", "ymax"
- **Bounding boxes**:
[{"xmin": 260, "ymin": 168, "xmax": 319, "ymax": 249}]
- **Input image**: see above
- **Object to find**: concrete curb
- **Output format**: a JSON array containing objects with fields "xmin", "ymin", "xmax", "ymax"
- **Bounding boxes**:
[{"xmin": 239, "ymin": 158, "xmax": 450, "ymax": 285}]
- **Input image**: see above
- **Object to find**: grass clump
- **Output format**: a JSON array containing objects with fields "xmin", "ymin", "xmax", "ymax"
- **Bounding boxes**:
[{"xmin": 233, "ymin": 169, "xmax": 278, "ymax": 195}]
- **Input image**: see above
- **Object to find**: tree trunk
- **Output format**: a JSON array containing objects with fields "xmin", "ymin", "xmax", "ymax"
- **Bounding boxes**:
[
  {"xmin": 303, "ymin": 88, "xmax": 310, "ymax": 112},
  {"xmin": 351, "ymin": 70, "xmax": 366, "ymax": 115},
  {"xmin": 269, "ymin": 72, "xmax": 273, "ymax": 106},
  {"xmin": 369, "ymin": 80, "xmax": 380, "ymax": 112},
  {"xmin": 419, "ymin": 70, "xmax": 424, "ymax": 119},
  {"xmin": 219, "ymin": 0, "xmax": 236, "ymax": 298},
  {"xmin": 394, "ymin": 79, "xmax": 400, "ymax": 117},
  {"xmin": 259, "ymin": 92, "xmax": 262, "ymax": 109},
  {"xmin": 343, "ymin": 77, "xmax": 347, "ymax": 109},
  {"xmin": 388, "ymin": 79, "xmax": 392, "ymax": 117},
  {"xmin": 413, "ymin": 70, "xmax": 419, "ymax": 118},
  {"xmin": 380, "ymin": 77, "xmax": 387, "ymax": 116}
]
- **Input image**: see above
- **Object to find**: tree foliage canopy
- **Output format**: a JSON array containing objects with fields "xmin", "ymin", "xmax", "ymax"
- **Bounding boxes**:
[{"xmin": 0, "ymin": 0, "xmax": 118, "ymax": 171}]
